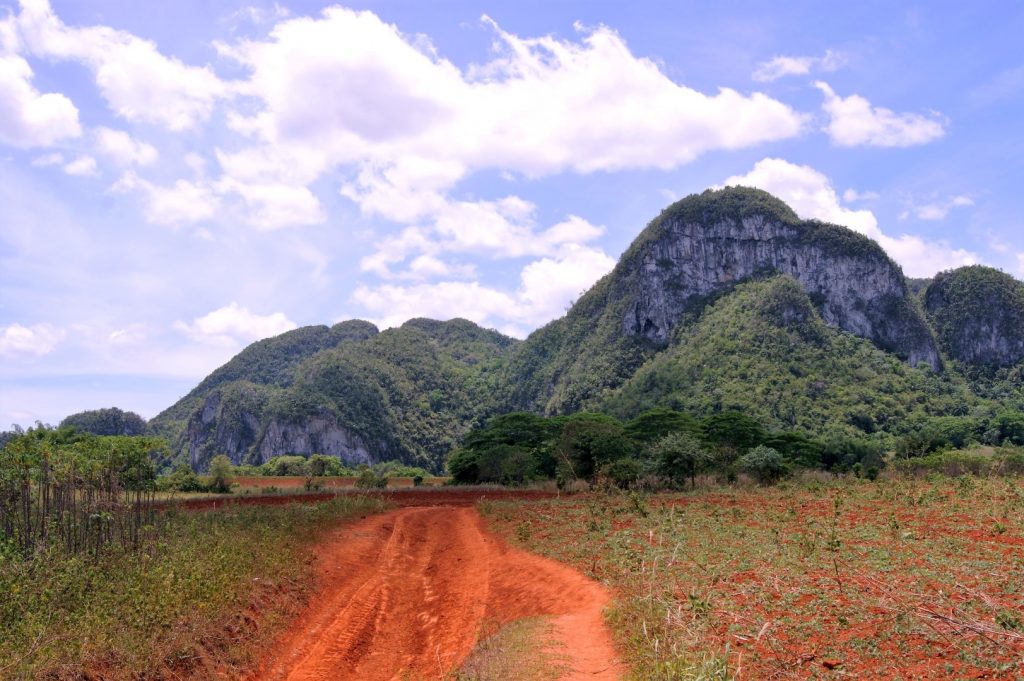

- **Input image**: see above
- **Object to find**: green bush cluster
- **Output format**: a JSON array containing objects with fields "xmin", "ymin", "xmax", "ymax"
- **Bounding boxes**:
[{"xmin": 448, "ymin": 407, "xmax": 877, "ymax": 488}]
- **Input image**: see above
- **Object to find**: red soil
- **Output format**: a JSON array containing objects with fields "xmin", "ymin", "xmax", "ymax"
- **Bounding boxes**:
[{"xmin": 249, "ymin": 506, "xmax": 625, "ymax": 681}]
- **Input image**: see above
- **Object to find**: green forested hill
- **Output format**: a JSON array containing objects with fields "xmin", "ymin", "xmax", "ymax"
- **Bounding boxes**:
[
  {"xmin": 154, "ymin": 318, "xmax": 516, "ymax": 471},
  {"xmin": 601, "ymin": 276, "xmax": 977, "ymax": 437},
  {"xmin": 74, "ymin": 189, "xmax": 1024, "ymax": 473}
]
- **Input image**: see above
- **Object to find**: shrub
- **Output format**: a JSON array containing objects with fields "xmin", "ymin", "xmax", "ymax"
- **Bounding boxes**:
[
  {"xmin": 651, "ymin": 432, "xmax": 711, "ymax": 489},
  {"xmin": 207, "ymin": 455, "xmax": 233, "ymax": 493},
  {"xmin": 355, "ymin": 467, "xmax": 388, "ymax": 489},
  {"xmin": 738, "ymin": 445, "xmax": 788, "ymax": 485},
  {"xmin": 599, "ymin": 458, "xmax": 645, "ymax": 489}
]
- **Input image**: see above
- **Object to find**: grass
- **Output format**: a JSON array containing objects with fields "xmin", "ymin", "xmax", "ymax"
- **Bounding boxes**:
[
  {"xmin": 0, "ymin": 493, "xmax": 388, "ymax": 679},
  {"xmin": 451, "ymin": 617, "xmax": 569, "ymax": 681},
  {"xmin": 479, "ymin": 476, "xmax": 1024, "ymax": 679}
]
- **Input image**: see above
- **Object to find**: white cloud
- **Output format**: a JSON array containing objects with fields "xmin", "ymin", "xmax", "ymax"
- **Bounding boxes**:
[
  {"xmin": 900, "ymin": 195, "xmax": 974, "ymax": 221},
  {"xmin": 752, "ymin": 49, "xmax": 845, "ymax": 82},
  {"xmin": 108, "ymin": 324, "xmax": 148, "ymax": 346},
  {"xmin": 112, "ymin": 171, "xmax": 219, "ymax": 225},
  {"xmin": 0, "ymin": 322, "xmax": 65, "ymax": 357},
  {"xmin": 815, "ymin": 82, "xmax": 946, "ymax": 147},
  {"xmin": 842, "ymin": 188, "xmax": 879, "ymax": 202},
  {"xmin": 15, "ymin": 0, "xmax": 229, "ymax": 130},
  {"xmin": 1018, "ymin": 253, "xmax": 1024, "ymax": 276},
  {"xmin": 352, "ymin": 242, "xmax": 614, "ymax": 333},
  {"xmin": 62, "ymin": 155, "xmax": 97, "ymax": 176},
  {"xmin": 173, "ymin": 302, "xmax": 297, "ymax": 346},
  {"xmin": 215, "ymin": 177, "xmax": 325, "ymax": 230},
  {"xmin": 94, "ymin": 127, "xmax": 157, "ymax": 166},
  {"xmin": 30, "ymin": 151, "xmax": 63, "ymax": 166},
  {"xmin": 214, "ymin": 8, "xmax": 804, "ymax": 231},
  {"xmin": 0, "ymin": 53, "xmax": 81, "ymax": 147},
  {"xmin": 723, "ymin": 158, "xmax": 978, "ymax": 277}
]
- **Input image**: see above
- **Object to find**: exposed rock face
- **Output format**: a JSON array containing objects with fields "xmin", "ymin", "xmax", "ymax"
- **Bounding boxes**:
[
  {"xmin": 185, "ymin": 387, "xmax": 373, "ymax": 469},
  {"xmin": 621, "ymin": 194, "xmax": 941, "ymax": 369},
  {"xmin": 257, "ymin": 417, "xmax": 372, "ymax": 464},
  {"xmin": 924, "ymin": 265, "xmax": 1024, "ymax": 367}
]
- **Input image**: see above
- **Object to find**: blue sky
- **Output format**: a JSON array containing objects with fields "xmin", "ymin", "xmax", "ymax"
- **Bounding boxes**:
[{"xmin": 1, "ymin": 0, "xmax": 1022, "ymax": 427}]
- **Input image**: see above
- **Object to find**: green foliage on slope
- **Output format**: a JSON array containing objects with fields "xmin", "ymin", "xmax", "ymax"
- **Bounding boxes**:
[
  {"xmin": 157, "ymin": 318, "xmax": 516, "ymax": 472},
  {"xmin": 60, "ymin": 407, "xmax": 147, "ymax": 436},
  {"xmin": 924, "ymin": 265, "xmax": 1024, "ymax": 367},
  {"xmin": 601, "ymin": 275, "xmax": 977, "ymax": 440}
]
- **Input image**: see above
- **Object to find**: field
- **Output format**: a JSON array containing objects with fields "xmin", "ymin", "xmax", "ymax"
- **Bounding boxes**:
[{"xmin": 481, "ymin": 476, "xmax": 1024, "ymax": 680}]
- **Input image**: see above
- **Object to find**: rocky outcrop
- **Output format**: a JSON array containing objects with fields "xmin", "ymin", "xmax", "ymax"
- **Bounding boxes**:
[
  {"xmin": 620, "ymin": 189, "xmax": 941, "ymax": 369},
  {"xmin": 924, "ymin": 265, "xmax": 1024, "ymax": 367},
  {"xmin": 257, "ymin": 416, "xmax": 372, "ymax": 464},
  {"xmin": 185, "ymin": 386, "xmax": 374, "ymax": 469}
]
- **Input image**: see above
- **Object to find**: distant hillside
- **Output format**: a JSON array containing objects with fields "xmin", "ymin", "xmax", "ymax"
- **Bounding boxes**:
[
  {"xmin": 502, "ymin": 187, "xmax": 939, "ymax": 415},
  {"xmin": 151, "ymin": 318, "xmax": 515, "ymax": 471},
  {"xmin": 122, "ymin": 187, "xmax": 1024, "ymax": 472},
  {"xmin": 601, "ymin": 275, "xmax": 974, "ymax": 436}
]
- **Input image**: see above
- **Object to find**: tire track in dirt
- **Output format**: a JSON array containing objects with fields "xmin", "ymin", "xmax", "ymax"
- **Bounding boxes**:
[{"xmin": 251, "ymin": 506, "xmax": 624, "ymax": 681}]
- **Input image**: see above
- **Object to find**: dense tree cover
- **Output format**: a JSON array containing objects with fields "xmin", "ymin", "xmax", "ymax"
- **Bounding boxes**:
[
  {"xmin": 924, "ymin": 265, "xmax": 1024, "ymax": 367},
  {"xmin": 448, "ymin": 406, "xmax": 883, "ymax": 487},
  {"xmin": 59, "ymin": 407, "xmax": 147, "ymax": 436},
  {"xmin": 148, "ymin": 320, "xmax": 380, "ymax": 448},
  {"xmin": 602, "ymin": 276, "xmax": 978, "ymax": 440},
  {"xmin": 239, "ymin": 455, "xmax": 431, "ymax": 480},
  {"xmin": 153, "ymin": 318, "xmax": 516, "ymax": 472}
]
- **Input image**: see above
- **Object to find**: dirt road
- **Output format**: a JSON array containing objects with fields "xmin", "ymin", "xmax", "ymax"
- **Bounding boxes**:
[{"xmin": 252, "ymin": 506, "xmax": 624, "ymax": 681}]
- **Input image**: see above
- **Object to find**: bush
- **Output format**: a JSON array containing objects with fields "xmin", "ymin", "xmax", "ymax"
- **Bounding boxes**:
[
  {"xmin": 207, "ymin": 455, "xmax": 233, "ymax": 493},
  {"xmin": 651, "ymin": 432, "xmax": 711, "ymax": 489},
  {"xmin": 738, "ymin": 445, "xmax": 788, "ymax": 485},
  {"xmin": 599, "ymin": 458, "xmax": 645, "ymax": 489},
  {"xmin": 355, "ymin": 467, "xmax": 388, "ymax": 489}
]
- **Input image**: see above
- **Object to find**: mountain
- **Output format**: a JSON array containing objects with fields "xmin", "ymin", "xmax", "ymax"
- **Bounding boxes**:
[
  {"xmin": 150, "ymin": 318, "xmax": 514, "ymax": 471},
  {"xmin": 126, "ymin": 187, "xmax": 1024, "ymax": 471},
  {"xmin": 601, "ymin": 275, "xmax": 974, "ymax": 434},
  {"xmin": 924, "ymin": 265, "xmax": 1024, "ymax": 368},
  {"xmin": 502, "ymin": 187, "xmax": 940, "ymax": 415}
]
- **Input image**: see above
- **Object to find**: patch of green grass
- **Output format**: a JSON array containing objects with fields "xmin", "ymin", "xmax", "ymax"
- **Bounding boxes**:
[
  {"xmin": 451, "ymin": 617, "xmax": 568, "ymax": 681},
  {"xmin": 0, "ymin": 494, "xmax": 387, "ymax": 679}
]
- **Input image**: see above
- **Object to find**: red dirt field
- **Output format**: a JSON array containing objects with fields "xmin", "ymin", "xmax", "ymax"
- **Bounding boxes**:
[
  {"xmin": 157, "ymin": 488, "xmax": 558, "ymax": 512},
  {"xmin": 248, "ymin": 506, "xmax": 626, "ymax": 681}
]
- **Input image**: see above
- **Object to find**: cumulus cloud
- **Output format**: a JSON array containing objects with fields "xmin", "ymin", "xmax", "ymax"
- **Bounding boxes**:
[
  {"xmin": 213, "ymin": 8, "xmax": 804, "ymax": 230},
  {"xmin": 94, "ymin": 127, "xmax": 157, "ymax": 166},
  {"xmin": 30, "ymin": 151, "xmax": 63, "ymax": 166},
  {"xmin": 900, "ymin": 195, "xmax": 974, "ymax": 221},
  {"xmin": 0, "ymin": 53, "xmax": 81, "ymax": 147},
  {"xmin": 14, "ymin": 0, "xmax": 229, "ymax": 130},
  {"xmin": 0, "ymin": 322, "xmax": 66, "ymax": 357},
  {"xmin": 215, "ymin": 177, "xmax": 325, "ymax": 230},
  {"xmin": 815, "ymin": 82, "xmax": 946, "ymax": 147},
  {"xmin": 752, "ymin": 49, "xmax": 845, "ymax": 82},
  {"xmin": 112, "ymin": 171, "xmax": 219, "ymax": 225},
  {"xmin": 62, "ymin": 155, "xmax": 97, "ymax": 176},
  {"xmin": 842, "ymin": 188, "xmax": 879, "ymax": 202},
  {"xmin": 723, "ymin": 158, "xmax": 977, "ymax": 277},
  {"xmin": 173, "ymin": 302, "xmax": 296, "ymax": 346},
  {"xmin": 353, "ymin": 242, "xmax": 614, "ymax": 334}
]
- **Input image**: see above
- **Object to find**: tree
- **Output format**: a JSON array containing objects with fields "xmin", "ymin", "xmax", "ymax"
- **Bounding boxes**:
[
  {"xmin": 701, "ymin": 412, "xmax": 764, "ymax": 453},
  {"xmin": 625, "ymin": 408, "xmax": 699, "ymax": 443},
  {"xmin": 555, "ymin": 413, "xmax": 634, "ymax": 481},
  {"xmin": 738, "ymin": 445, "xmax": 788, "ymax": 485},
  {"xmin": 652, "ymin": 432, "xmax": 711, "ymax": 488},
  {"xmin": 208, "ymin": 455, "xmax": 233, "ymax": 493}
]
